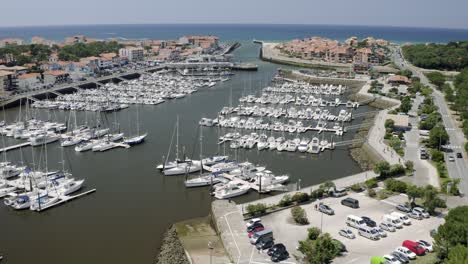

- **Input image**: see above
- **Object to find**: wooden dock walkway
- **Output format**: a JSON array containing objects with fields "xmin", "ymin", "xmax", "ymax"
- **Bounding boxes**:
[
  {"xmin": 0, "ymin": 142, "xmax": 31, "ymax": 152},
  {"xmin": 35, "ymin": 189, "xmax": 96, "ymax": 212}
]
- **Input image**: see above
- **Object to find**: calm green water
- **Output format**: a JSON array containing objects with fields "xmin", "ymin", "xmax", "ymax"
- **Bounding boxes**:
[{"xmin": 0, "ymin": 42, "xmax": 367, "ymax": 264}]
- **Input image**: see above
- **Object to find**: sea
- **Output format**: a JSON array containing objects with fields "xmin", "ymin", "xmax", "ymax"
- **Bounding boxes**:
[{"xmin": 0, "ymin": 24, "xmax": 467, "ymax": 264}]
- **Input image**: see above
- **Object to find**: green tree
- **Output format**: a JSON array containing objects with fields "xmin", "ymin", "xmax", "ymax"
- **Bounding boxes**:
[
  {"xmin": 434, "ymin": 206, "xmax": 468, "ymax": 260},
  {"xmin": 374, "ymin": 161, "xmax": 391, "ymax": 177},
  {"xmin": 299, "ymin": 233, "xmax": 340, "ymax": 264},
  {"xmin": 384, "ymin": 119, "xmax": 395, "ymax": 129},
  {"xmin": 246, "ymin": 203, "xmax": 267, "ymax": 216},
  {"xmin": 429, "ymin": 125, "xmax": 450, "ymax": 149},
  {"xmin": 307, "ymin": 227, "xmax": 321, "ymax": 240},
  {"xmin": 406, "ymin": 184, "xmax": 424, "ymax": 205},
  {"xmin": 405, "ymin": 160, "xmax": 414, "ymax": 173},
  {"xmin": 427, "ymin": 72, "xmax": 446, "ymax": 89},
  {"xmin": 291, "ymin": 206, "xmax": 309, "ymax": 225},
  {"xmin": 444, "ymin": 245, "xmax": 468, "ymax": 264},
  {"xmin": 422, "ymin": 185, "xmax": 446, "ymax": 214},
  {"xmin": 384, "ymin": 178, "xmax": 408, "ymax": 193},
  {"xmin": 320, "ymin": 180, "xmax": 336, "ymax": 193},
  {"xmin": 431, "ymin": 149, "xmax": 445, "ymax": 162}
]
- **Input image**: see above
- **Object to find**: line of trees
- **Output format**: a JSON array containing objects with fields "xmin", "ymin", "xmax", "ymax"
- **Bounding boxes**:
[
  {"xmin": 402, "ymin": 41, "xmax": 468, "ymax": 71},
  {"xmin": 58, "ymin": 41, "xmax": 122, "ymax": 61}
]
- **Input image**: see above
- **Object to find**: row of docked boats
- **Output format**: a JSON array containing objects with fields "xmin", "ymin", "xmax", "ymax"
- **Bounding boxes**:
[
  {"xmin": 217, "ymin": 105, "xmax": 353, "ymax": 122},
  {"xmin": 263, "ymin": 80, "xmax": 347, "ymax": 95},
  {"xmin": 219, "ymin": 132, "xmax": 333, "ymax": 154},
  {"xmin": 31, "ymin": 71, "xmax": 227, "ymax": 111},
  {"xmin": 239, "ymin": 93, "xmax": 358, "ymax": 108},
  {"xmin": 201, "ymin": 116, "xmax": 344, "ymax": 135},
  {"xmin": 0, "ymin": 162, "xmax": 88, "ymax": 211}
]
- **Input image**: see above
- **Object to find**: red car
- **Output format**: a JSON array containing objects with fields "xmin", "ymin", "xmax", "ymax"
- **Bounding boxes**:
[
  {"xmin": 248, "ymin": 227, "xmax": 265, "ymax": 238},
  {"xmin": 403, "ymin": 240, "xmax": 426, "ymax": 256}
]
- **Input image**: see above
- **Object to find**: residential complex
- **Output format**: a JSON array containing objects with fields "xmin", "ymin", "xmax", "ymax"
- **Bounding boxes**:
[{"xmin": 276, "ymin": 36, "xmax": 388, "ymax": 66}]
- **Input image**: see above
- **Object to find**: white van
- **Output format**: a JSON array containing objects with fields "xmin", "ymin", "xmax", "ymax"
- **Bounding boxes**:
[
  {"xmin": 346, "ymin": 215, "xmax": 366, "ymax": 229},
  {"xmin": 391, "ymin": 212, "xmax": 412, "ymax": 225},
  {"xmin": 358, "ymin": 226, "xmax": 380, "ymax": 240},
  {"xmin": 383, "ymin": 214, "xmax": 403, "ymax": 228}
]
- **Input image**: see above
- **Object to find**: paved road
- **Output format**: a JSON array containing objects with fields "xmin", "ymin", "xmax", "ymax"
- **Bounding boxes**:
[
  {"xmin": 404, "ymin": 95, "xmax": 439, "ymax": 187},
  {"xmin": 393, "ymin": 47, "xmax": 468, "ymax": 194}
]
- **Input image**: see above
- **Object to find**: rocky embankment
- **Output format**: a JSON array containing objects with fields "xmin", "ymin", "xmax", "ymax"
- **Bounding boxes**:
[{"xmin": 155, "ymin": 226, "xmax": 190, "ymax": 264}]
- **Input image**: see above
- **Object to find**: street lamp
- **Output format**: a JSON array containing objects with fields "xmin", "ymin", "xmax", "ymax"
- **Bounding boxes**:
[{"xmin": 208, "ymin": 241, "xmax": 214, "ymax": 264}]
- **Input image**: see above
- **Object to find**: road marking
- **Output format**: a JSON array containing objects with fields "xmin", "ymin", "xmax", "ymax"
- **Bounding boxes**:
[
  {"xmin": 347, "ymin": 258, "xmax": 360, "ymax": 263},
  {"xmin": 381, "ymin": 199, "xmax": 398, "ymax": 206},
  {"xmin": 223, "ymin": 211, "xmax": 242, "ymax": 264}
]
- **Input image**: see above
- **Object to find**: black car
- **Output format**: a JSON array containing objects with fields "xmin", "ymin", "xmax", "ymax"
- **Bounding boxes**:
[
  {"xmin": 392, "ymin": 251, "xmax": 410, "ymax": 263},
  {"xmin": 457, "ymin": 152, "xmax": 463, "ymax": 158},
  {"xmin": 255, "ymin": 238, "xmax": 274, "ymax": 250},
  {"xmin": 247, "ymin": 222, "xmax": 264, "ymax": 233},
  {"xmin": 271, "ymin": 250, "xmax": 289, "ymax": 262},
  {"xmin": 396, "ymin": 204, "xmax": 412, "ymax": 213},
  {"xmin": 267, "ymin": 243, "xmax": 286, "ymax": 256},
  {"xmin": 361, "ymin": 216, "xmax": 376, "ymax": 227}
]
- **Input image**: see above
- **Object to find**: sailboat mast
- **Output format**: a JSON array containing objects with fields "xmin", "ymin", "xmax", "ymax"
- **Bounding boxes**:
[{"xmin": 176, "ymin": 116, "xmax": 179, "ymax": 160}]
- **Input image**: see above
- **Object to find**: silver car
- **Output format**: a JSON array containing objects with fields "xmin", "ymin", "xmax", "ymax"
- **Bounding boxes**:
[
  {"xmin": 412, "ymin": 207, "xmax": 429, "ymax": 218},
  {"xmin": 375, "ymin": 228, "xmax": 387, "ymax": 238},
  {"xmin": 379, "ymin": 222, "xmax": 396, "ymax": 232},
  {"xmin": 339, "ymin": 228, "xmax": 355, "ymax": 239},
  {"xmin": 319, "ymin": 204, "xmax": 335, "ymax": 215}
]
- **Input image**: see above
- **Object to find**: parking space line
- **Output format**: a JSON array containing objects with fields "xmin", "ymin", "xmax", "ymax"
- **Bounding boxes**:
[{"xmin": 223, "ymin": 211, "xmax": 242, "ymax": 264}]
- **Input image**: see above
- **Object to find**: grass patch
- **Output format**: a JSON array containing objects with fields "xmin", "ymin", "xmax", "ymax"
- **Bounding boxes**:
[
  {"xmin": 377, "ymin": 189, "xmax": 394, "ymax": 200},
  {"xmin": 411, "ymin": 252, "xmax": 438, "ymax": 264}
]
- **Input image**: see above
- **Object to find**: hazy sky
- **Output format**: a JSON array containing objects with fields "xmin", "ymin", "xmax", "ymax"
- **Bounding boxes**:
[{"xmin": 2, "ymin": 0, "xmax": 468, "ymax": 29}]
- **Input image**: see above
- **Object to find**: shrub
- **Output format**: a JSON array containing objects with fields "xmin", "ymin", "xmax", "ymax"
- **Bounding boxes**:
[
  {"xmin": 278, "ymin": 194, "xmax": 292, "ymax": 207},
  {"xmin": 384, "ymin": 178, "xmax": 408, "ymax": 193},
  {"xmin": 291, "ymin": 206, "xmax": 309, "ymax": 225},
  {"xmin": 367, "ymin": 188, "xmax": 377, "ymax": 198},
  {"xmin": 291, "ymin": 192, "xmax": 309, "ymax": 204},
  {"xmin": 389, "ymin": 164, "xmax": 405, "ymax": 176},
  {"xmin": 430, "ymin": 149, "xmax": 445, "ymax": 162},
  {"xmin": 246, "ymin": 203, "xmax": 267, "ymax": 216},
  {"xmin": 436, "ymin": 162, "xmax": 448, "ymax": 178},
  {"xmin": 377, "ymin": 189, "xmax": 393, "ymax": 200},
  {"xmin": 384, "ymin": 119, "xmax": 395, "ymax": 129},
  {"xmin": 310, "ymin": 188, "xmax": 324, "ymax": 199},
  {"xmin": 365, "ymin": 178, "xmax": 378, "ymax": 189},
  {"xmin": 441, "ymin": 178, "xmax": 461, "ymax": 196},
  {"xmin": 405, "ymin": 160, "xmax": 414, "ymax": 173},
  {"xmin": 350, "ymin": 183, "xmax": 364, "ymax": 192},
  {"xmin": 307, "ymin": 227, "xmax": 321, "ymax": 240}
]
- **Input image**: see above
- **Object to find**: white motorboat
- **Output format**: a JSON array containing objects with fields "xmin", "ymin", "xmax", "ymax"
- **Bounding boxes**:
[
  {"xmin": 297, "ymin": 138, "xmax": 310, "ymax": 153},
  {"xmin": 49, "ymin": 179, "xmax": 85, "ymax": 196},
  {"xmin": 184, "ymin": 173, "xmax": 226, "ymax": 187},
  {"xmin": 29, "ymin": 133, "xmax": 59, "ymax": 146},
  {"xmin": 214, "ymin": 182, "xmax": 250, "ymax": 199},
  {"xmin": 307, "ymin": 137, "xmax": 320, "ymax": 154},
  {"xmin": 202, "ymin": 156, "xmax": 228, "ymax": 166},
  {"xmin": 75, "ymin": 140, "xmax": 99, "ymax": 152},
  {"xmin": 0, "ymin": 186, "xmax": 17, "ymax": 198}
]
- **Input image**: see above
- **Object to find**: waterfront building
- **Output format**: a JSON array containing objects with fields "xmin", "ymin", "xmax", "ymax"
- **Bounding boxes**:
[
  {"xmin": 119, "ymin": 47, "xmax": 144, "ymax": 62},
  {"xmin": 17, "ymin": 73, "xmax": 42, "ymax": 90},
  {"xmin": 0, "ymin": 70, "xmax": 15, "ymax": 93},
  {"xmin": 43, "ymin": 70, "xmax": 70, "ymax": 85}
]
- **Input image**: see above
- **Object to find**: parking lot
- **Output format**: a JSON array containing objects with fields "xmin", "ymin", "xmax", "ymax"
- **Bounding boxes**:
[{"xmin": 246, "ymin": 192, "xmax": 445, "ymax": 264}]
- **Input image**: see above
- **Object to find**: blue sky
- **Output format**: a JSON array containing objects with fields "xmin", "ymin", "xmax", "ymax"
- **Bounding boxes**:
[{"xmin": 3, "ymin": 0, "xmax": 468, "ymax": 29}]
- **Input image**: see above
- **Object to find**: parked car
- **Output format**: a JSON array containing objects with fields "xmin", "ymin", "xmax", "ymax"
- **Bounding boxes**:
[
  {"xmin": 379, "ymin": 222, "xmax": 396, "ymax": 232},
  {"xmin": 361, "ymin": 216, "xmax": 377, "ymax": 227},
  {"xmin": 255, "ymin": 237, "xmax": 274, "ymax": 250},
  {"xmin": 448, "ymin": 156, "xmax": 455, "ymax": 162},
  {"xmin": 417, "ymin": 240, "xmax": 434, "ymax": 252},
  {"xmin": 457, "ymin": 152, "xmax": 463, "ymax": 158},
  {"xmin": 267, "ymin": 243, "xmax": 286, "ymax": 256},
  {"xmin": 246, "ymin": 218, "xmax": 261, "ymax": 228},
  {"xmin": 339, "ymin": 228, "xmax": 355, "ymax": 239},
  {"xmin": 376, "ymin": 228, "xmax": 387, "ymax": 238},
  {"xmin": 248, "ymin": 227, "xmax": 265, "ymax": 238},
  {"xmin": 396, "ymin": 204, "xmax": 411, "ymax": 213},
  {"xmin": 408, "ymin": 211, "xmax": 423, "ymax": 220},
  {"xmin": 247, "ymin": 222, "xmax": 264, "ymax": 233},
  {"xmin": 383, "ymin": 254, "xmax": 401, "ymax": 264},
  {"xmin": 319, "ymin": 203, "xmax": 335, "ymax": 215},
  {"xmin": 402, "ymin": 240, "xmax": 426, "ymax": 256},
  {"xmin": 271, "ymin": 249, "xmax": 289, "ymax": 262},
  {"xmin": 412, "ymin": 207, "xmax": 430, "ymax": 218},
  {"xmin": 330, "ymin": 187, "xmax": 347, "ymax": 197},
  {"xmin": 391, "ymin": 212, "xmax": 412, "ymax": 225},
  {"xmin": 396, "ymin": 246, "xmax": 416, "ymax": 259},
  {"xmin": 341, "ymin": 197, "xmax": 359, "ymax": 208},
  {"xmin": 392, "ymin": 251, "xmax": 410, "ymax": 263}
]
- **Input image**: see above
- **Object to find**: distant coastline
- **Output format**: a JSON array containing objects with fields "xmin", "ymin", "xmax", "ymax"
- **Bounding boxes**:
[{"xmin": 1, "ymin": 24, "xmax": 468, "ymax": 44}]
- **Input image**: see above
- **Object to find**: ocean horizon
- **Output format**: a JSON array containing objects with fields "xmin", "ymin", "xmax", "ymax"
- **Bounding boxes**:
[{"xmin": 1, "ymin": 23, "xmax": 468, "ymax": 44}]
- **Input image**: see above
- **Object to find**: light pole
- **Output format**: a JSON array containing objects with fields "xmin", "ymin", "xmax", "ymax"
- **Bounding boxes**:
[{"xmin": 208, "ymin": 241, "xmax": 214, "ymax": 264}]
